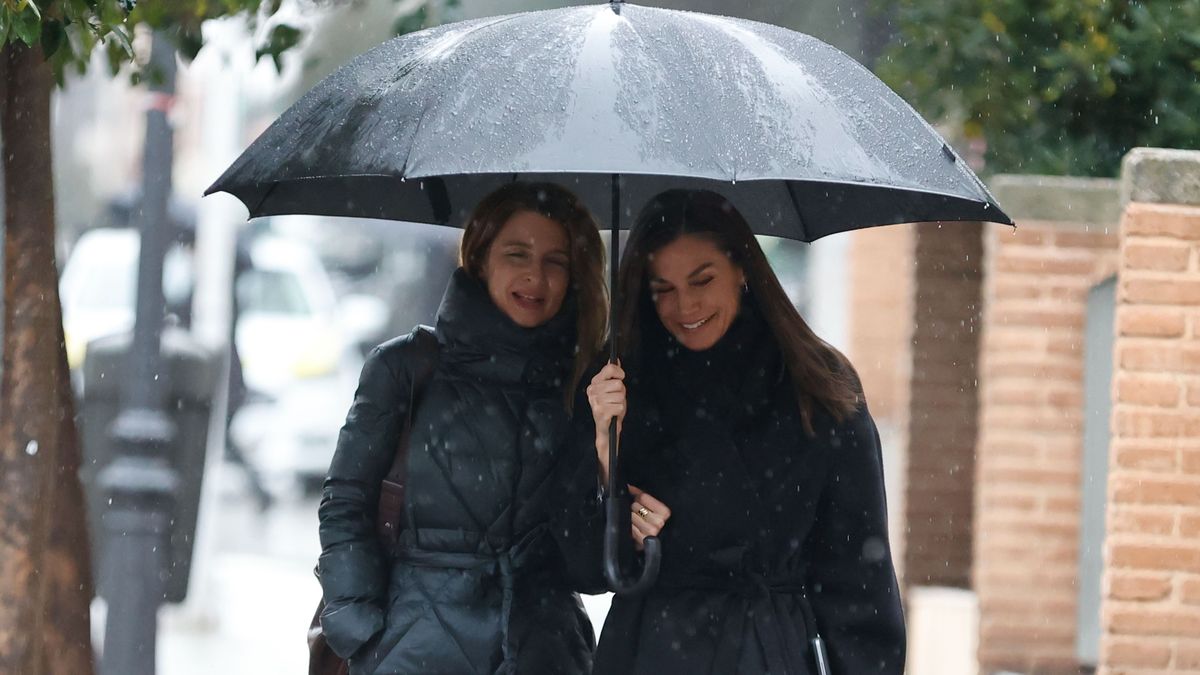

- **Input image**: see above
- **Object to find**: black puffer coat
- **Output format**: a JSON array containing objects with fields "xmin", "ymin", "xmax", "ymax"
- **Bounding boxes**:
[
  {"xmin": 317, "ymin": 269, "xmax": 595, "ymax": 675},
  {"xmin": 562, "ymin": 304, "xmax": 905, "ymax": 675}
]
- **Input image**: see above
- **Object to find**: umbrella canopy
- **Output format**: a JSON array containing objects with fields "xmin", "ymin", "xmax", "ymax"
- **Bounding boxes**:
[
  {"xmin": 207, "ymin": 2, "xmax": 1010, "ymax": 238},
  {"xmin": 208, "ymin": 1, "xmax": 1012, "ymax": 601}
]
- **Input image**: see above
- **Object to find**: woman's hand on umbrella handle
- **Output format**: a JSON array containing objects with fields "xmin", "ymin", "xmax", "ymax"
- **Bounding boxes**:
[
  {"xmin": 629, "ymin": 485, "xmax": 670, "ymax": 551},
  {"xmin": 587, "ymin": 362, "xmax": 626, "ymax": 481}
]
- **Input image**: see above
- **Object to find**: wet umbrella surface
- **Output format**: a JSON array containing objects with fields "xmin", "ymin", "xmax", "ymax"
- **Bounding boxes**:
[
  {"xmin": 208, "ymin": 1, "xmax": 1012, "ymax": 597},
  {"xmin": 209, "ymin": 2, "xmax": 1009, "ymax": 238}
]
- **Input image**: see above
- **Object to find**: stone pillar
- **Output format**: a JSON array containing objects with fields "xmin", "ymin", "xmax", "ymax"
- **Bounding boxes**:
[
  {"xmin": 974, "ymin": 175, "xmax": 1120, "ymax": 673},
  {"xmin": 1100, "ymin": 148, "xmax": 1200, "ymax": 673}
]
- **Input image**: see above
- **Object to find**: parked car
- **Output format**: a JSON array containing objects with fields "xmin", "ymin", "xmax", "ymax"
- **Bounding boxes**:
[{"xmin": 60, "ymin": 227, "xmax": 361, "ymax": 494}]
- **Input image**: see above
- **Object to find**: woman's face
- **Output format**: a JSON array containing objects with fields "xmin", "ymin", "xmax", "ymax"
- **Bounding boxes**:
[
  {"xmin": 481, "ymin": 209, "xmax": 571, "ymax": 328},
  {"xmin": 647, "ymin": 234, "xmax": 745, "ymax": 351}
]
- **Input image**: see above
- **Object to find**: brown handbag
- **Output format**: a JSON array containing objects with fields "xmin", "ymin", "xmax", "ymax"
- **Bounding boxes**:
[{"xmin": 308, "ymin": 328, "xmax": 439, "ymax": 675}]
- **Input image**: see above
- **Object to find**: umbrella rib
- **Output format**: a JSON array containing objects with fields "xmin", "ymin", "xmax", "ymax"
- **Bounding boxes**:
[{"xmin": 783, "ymin": 181, "xmax": 810, "ymax": 242}]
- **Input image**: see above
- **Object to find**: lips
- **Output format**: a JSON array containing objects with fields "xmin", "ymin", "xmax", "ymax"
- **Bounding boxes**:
[
  {"xmin": 511, "ymin": 291, "xmax": 545, "ymax": 311},
  {"xmin": 680, "ymin": 314, "xmax": 715, "ymax": 331}
]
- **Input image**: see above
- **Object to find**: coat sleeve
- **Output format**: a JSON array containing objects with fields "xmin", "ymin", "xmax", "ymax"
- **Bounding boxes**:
[
  {"xmin": 316, "ymin": 343, "xmax": 409, "ymax": 659},
  {"xmin": 804, "ymin": 405, "xmax": 906, "ymax": 674},
  {"xmin": 549, "ymin": 379, "xmax": 610, "ymax": 594}
]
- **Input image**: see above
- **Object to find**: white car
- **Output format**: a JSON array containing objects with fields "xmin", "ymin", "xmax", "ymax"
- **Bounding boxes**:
[
  {"xmin": 60, "ymin": 228, "xmax": 361, "ymax": 492},
  {"xmin": 229, "ymin": 236, "xmax": 363, "ymax": 487}
]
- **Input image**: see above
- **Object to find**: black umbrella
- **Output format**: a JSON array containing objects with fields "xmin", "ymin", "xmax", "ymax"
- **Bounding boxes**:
[{"xmin": 207, "ymin": 1, "xmax": 1011, "ymax": 598}]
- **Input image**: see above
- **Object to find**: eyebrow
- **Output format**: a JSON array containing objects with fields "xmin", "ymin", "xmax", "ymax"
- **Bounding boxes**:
[
  {"xmin": 650, "ymin": 262, "xmax": 715, "ymax": 285},
  {"xmin": 498, "ymin": 239, "xmax": 569, "ymax": 257}
]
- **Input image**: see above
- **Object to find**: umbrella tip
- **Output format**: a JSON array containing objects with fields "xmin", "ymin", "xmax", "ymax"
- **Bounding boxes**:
[{"xmin": 609, "ymin": 0, "xmax": 622, "ymax": 14}]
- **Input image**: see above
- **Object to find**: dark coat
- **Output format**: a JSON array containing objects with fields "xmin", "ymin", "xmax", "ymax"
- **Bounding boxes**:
[
  {"xmin": 563, "ymin": 306, "xmax": 905, "ymax": 675},
  {"xmin": 317, "ymin": 269, "xmax": 595, "ymax": 675}
]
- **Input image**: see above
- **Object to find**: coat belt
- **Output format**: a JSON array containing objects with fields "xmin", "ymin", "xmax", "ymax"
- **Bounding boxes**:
[
  {"xmin": 393, "ymin": 525, "xmax": 551, "ymax": 675},
  {"xmin": 660, "ymin": 571, "xmax": 825, "ymax": 675}
]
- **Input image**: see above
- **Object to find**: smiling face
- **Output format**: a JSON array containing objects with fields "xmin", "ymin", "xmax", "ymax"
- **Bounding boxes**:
[
  {"xmin": 480, "ymin": 209, "xmax": 571, "ymax": 328},
  {"xmin": 647, "ymin": 234, "xmax": 745, "ymax": 351}
]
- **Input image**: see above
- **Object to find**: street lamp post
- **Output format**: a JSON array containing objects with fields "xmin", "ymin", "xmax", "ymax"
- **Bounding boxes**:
[{"xmin": 98, "ymin": 31, "xmax": 179, "ymax": 675}]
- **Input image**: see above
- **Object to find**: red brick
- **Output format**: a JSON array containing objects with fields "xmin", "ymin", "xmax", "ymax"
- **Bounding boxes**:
[
  {"xmin": 1109, "ymin": 507, "xmax": 1176, "ymax": 536},
  {"xmin": 1118, "ymin": 344, "xmax": 1200, "ymax": 374},
  {"xmin": 1115, "ymin": 409, "xmax": 1200, "ymax": 438},
  {"xmin": 1181, "ymin": 514, "xmax": 1200, "ymax": 537},
  {"xmin": 1178, "ymin": 640, "xmax": 1200, "ymax": 669},
  {"xmin": 1056, "ymin": 230, "xmax": 1120, "ymax": 249},
  {"xmin": 1118, "ymin": 307, "xmax": 1188, "ymax": 338},
  {"xmin": 995, "ymin": 251, "xmax": 1098, "ymax": 276},
  {"xmin": 1107, "ymin": 607, "xmax": 1200, "ymax": 636},
  {"xmin": 1110, "ymin": 543, "xmax": 1200, "ymax": 572},
  {"xmin": 1185, "ymin": 450, "xmax": 1200, "ymax": 475},
  {"xmin": 1124, "ymin": 241, "xmax": 1193, "ymax": 271},
  {"xmin": 1122, "ymin": 276, "xmax": 1200, "ymax": 306},
  {"xmin": 998, "ymin": 226, "xmax": 1049, "ymax": 246},
  {"xmin": 991, "ymin": 281, "xmax": 1043, "ymax": 300},
  {"xmin": 1114, "ymin": 444, "xmax": 1178, "ymax": 471},
  {"xmin": 1111, "ymin": 475, "xmax": 1200, "ymax": 506},
  {"xmin": 1123, "ymin": 203, "xmax": 1200, "ymax": 241},
  {"xmin": 1117, "ymin": 375, "xmax": 1182, "ymax": 407},
  {"xmin": 1182, "ymin": 577, "xmax": 1200, "ymax": 605},
  {"xmin": 1108, "ymin": 572, "xmax": 1172, "ymax": 601},
  {"xmin": 1103, "ymin": 636, "xmax": 1171, "ymax": 667}
]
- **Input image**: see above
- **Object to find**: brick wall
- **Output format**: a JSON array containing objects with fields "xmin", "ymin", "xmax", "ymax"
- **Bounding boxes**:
[
  {"xmin": 1100, "ymin": 148, "xmax": 1200, "ymax": 673},
  {"xmin": 904, "ymin": 222, "xmax": 984, "ymax": 589},
  {"xmin": 975, "ymin": 210, "xmax": 1119, "ymax": 673}
]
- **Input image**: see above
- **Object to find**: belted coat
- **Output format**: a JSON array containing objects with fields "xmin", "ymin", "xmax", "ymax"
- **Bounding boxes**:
[
  {"xmin": 317, "ymin": 269, "xmax": 595, "ymax": 675},
  {"xmin": 560, "ymin": 305, "xmax": 906, "ymax": 675}
]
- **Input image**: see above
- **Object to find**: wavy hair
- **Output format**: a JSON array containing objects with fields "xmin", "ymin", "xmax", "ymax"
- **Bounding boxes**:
[
  {"xmin": 459, "ymin": 182, "xmax": 607, "ymax": 408},
  {"xmin": 616, "ymin": 189, "xmax": 860, "ymax": 431}
]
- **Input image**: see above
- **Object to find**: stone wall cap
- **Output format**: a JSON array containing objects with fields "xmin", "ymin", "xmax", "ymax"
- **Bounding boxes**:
[
  {"xmin": 1121, "ymin": 147, "xmax": 1200, "ymax": 208},
  {"xmin": 989, "ymin": 174, "xmax": 1119, "ymax": 226}
]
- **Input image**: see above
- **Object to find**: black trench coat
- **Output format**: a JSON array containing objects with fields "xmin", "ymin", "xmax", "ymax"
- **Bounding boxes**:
[
  {"xmin": 561, "ymin": 308, "xmax": 905, "ymax": 675},
  {"xmin": 318, "ymin": 270, "xmax": 595, "ymax": 675}
]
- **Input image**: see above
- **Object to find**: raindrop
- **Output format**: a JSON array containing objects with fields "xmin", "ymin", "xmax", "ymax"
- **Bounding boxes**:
[{"xmin": 25, "ymin": 440, "xmax": 38, "ymax": 456}]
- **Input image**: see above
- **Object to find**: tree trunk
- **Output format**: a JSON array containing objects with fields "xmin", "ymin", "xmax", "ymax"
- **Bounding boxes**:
[{"xmin": 0, "ymin": 42, "xmax": 96, "ymax": 675}]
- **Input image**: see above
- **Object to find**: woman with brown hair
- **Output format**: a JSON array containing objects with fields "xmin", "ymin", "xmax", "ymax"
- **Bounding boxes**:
[
  {"xmin": 580, "ymin": 189, "xmax": 905, "ymax": 674},
  {"xmin": 317, "ymin": 181, "xmax": 607, "ymax": 675}
]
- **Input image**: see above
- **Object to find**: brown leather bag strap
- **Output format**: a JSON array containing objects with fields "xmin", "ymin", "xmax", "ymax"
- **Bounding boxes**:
[
  {"xmin": 385, "ymin": 326, "xmax": 439, "ymax": 482},
  {"xmin": 376, "ymin": 326, "xmax": 439, "ymax": 548}
]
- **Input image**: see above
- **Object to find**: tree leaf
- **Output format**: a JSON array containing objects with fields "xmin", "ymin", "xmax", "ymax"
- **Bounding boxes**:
[
  {"xmin": 254, "ymin": 23, "xmax": 302, "ymax": 72},
  {"xmin": 12, "ymin": 6, "xmax": 40, "ymax": 45},
  {"xmin": 40, "ymin": 18, "xmax": 64, "ymax": 59}
]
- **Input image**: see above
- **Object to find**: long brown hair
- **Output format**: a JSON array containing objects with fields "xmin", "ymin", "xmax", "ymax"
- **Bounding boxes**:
[
  {"xmin": 616, "ymin": 189, "xmax": 860, "ymax": 431},
  {"xmin": 459, "ymin": 181, "xmax": 607, "ymax": 407}
]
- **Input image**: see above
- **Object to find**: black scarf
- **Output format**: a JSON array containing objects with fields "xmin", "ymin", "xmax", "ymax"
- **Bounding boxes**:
[
  {"xmin": 641, "ymin": 298, "xmax": 785, "ymax": 432},
  {"xmin": 434, "ymin": 268, "xmax": 576, "ymax": 393}
]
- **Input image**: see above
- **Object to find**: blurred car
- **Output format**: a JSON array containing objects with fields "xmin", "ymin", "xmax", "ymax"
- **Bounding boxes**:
[
  {"xmin": 60, "ymin": 227, "xmax": 193, "ymax": 373},
  {"xmin": 228, "ymin": 235, "xmax": 363, "ymax": 490},
  {"xmin": 60, "ymin": 227, "xmax": 362, "ymax": 494}
]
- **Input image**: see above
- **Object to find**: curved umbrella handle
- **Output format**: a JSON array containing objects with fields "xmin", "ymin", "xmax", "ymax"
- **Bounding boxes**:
[{"xmin": 602, "ymin": 418, "xmax": 662, "ymax": 595}]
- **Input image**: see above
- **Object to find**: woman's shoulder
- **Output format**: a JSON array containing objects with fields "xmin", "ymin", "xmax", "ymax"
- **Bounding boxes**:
[{"xmin": 364, "ymin": 326, "xmax": 441, "ymax": 388}]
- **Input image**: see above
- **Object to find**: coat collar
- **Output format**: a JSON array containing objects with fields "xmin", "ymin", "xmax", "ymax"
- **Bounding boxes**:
[{"xmin": 434, "ymin": 268, "xmax": 576, "ymax": 390}]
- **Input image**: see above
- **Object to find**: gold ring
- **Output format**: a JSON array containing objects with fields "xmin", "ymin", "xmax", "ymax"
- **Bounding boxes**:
[{"xmin": 636, "ymin": 506, "xmax": 651, "ymax": 520}]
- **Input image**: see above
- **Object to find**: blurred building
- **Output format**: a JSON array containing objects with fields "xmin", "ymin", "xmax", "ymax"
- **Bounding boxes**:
[{"xmin": 845, "ymin": 148, "xmax": 1200, "ymax": 674}]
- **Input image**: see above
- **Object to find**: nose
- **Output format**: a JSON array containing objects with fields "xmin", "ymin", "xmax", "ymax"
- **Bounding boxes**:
[{"xmin": 679, "ymin": 287, "xmax": 701, "ymax": 314}]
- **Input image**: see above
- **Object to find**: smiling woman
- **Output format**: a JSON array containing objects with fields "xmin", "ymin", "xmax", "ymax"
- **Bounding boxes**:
[{"xmin": 316, "ymin": 181, "xmax": 609, "ymax": 675}]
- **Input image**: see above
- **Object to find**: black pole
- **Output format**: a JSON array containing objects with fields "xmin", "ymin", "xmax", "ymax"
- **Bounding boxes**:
[
  {"xmin": 603, "ymin": 173, "xmax": 660, "ymax": 595},
  {"xmin": 98, "ymin": 31, "xmax": 180, "ymax": 675}
]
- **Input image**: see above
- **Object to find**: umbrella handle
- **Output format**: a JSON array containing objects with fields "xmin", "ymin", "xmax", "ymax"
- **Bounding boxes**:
[{"xmin": 602, "ymin": 417, "xmax": 662, "ymax": 595}]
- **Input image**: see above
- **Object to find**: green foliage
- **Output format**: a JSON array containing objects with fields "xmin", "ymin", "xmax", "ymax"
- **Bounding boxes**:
[
  {"xmin": 0, "ymin": 0, "xmax": 295, "ymax": 84},
  {"xmin": 877, "ymin": 0, "xmax": 1200, "ymax": 177}
]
